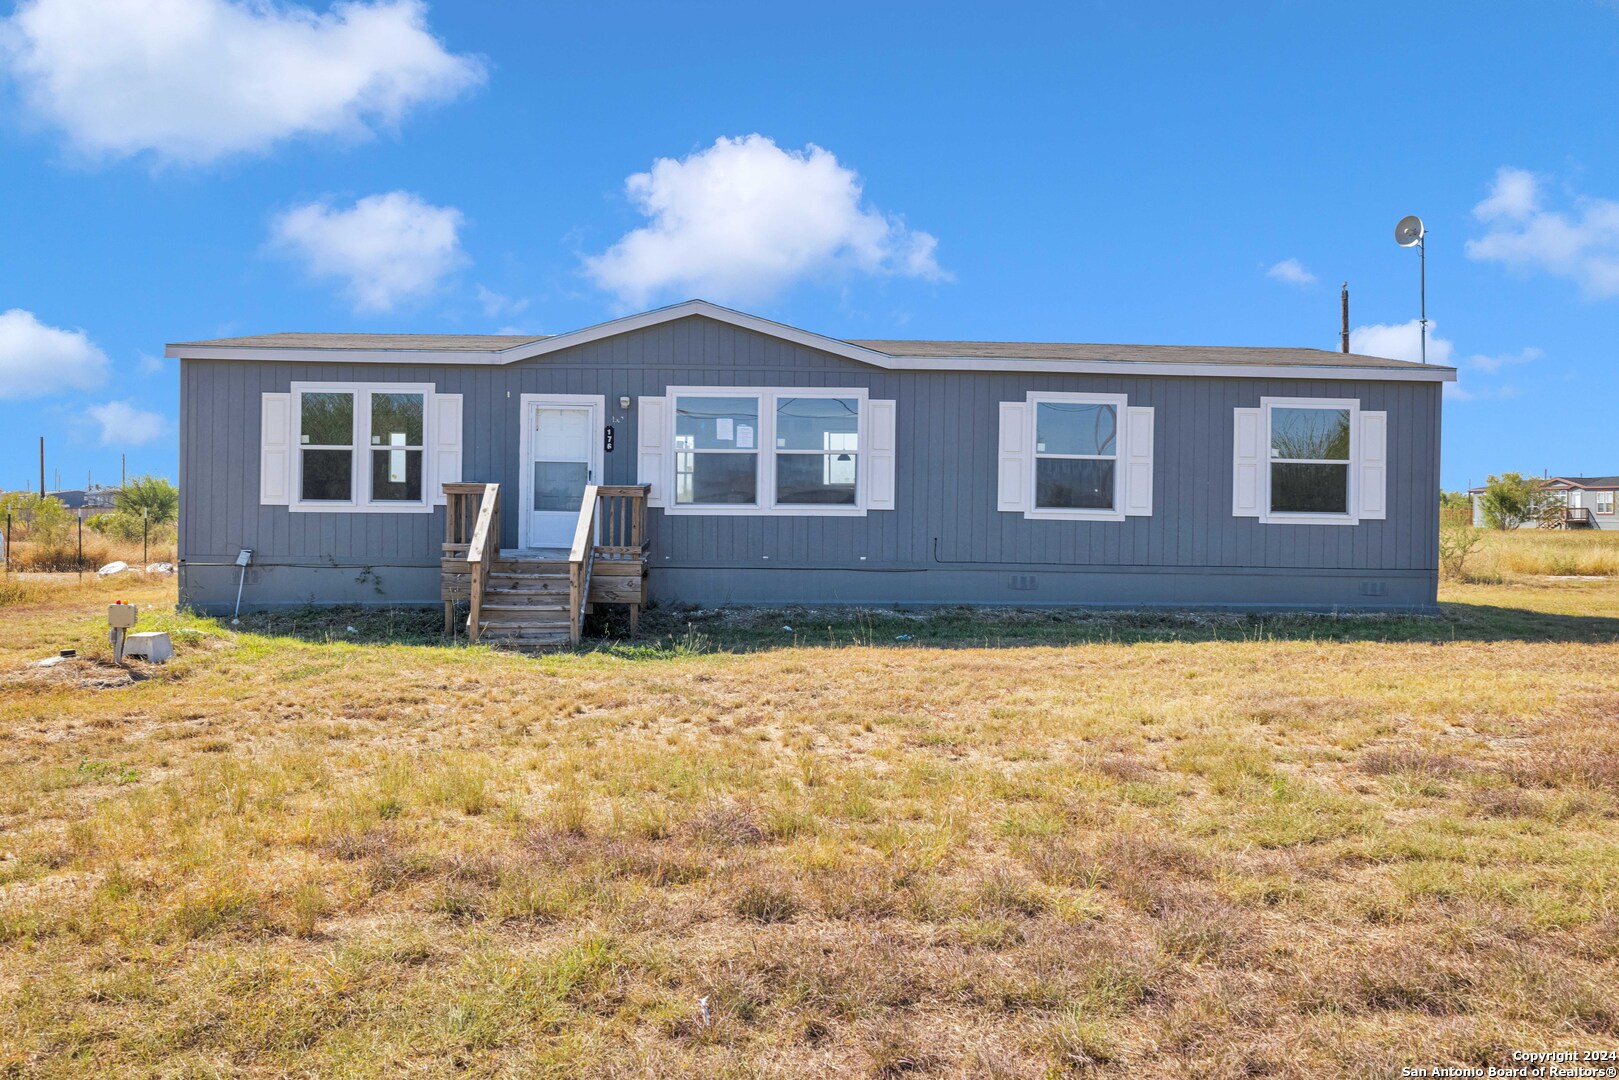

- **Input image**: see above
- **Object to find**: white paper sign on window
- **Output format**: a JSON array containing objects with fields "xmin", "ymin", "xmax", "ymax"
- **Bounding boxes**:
[
  {"xmin": 716, "ymin": 418, "xmax": 734, "ymax": 441},
  {"xmin": 736, "ymin": 424, "xmax": 754, "ymax": 449}
]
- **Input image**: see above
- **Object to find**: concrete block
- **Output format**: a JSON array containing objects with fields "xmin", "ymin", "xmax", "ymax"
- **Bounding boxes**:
[{"xmin": 122, "ymin": 632, "xmax": 174, "ymax": 664}]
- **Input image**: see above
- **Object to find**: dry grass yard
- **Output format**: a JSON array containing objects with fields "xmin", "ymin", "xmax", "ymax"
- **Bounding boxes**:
[{"xmin": 1, "ymin": 536, "xmax": 1617, "ymax": 1077}]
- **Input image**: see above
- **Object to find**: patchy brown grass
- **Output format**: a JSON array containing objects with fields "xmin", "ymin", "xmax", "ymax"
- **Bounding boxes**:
[
  {"xmin": 1468, "ymin": 528, "xmax": 1619, "ymax": 580},
  {"xmin": 0, "ymin": 575, "xmax": 1616, "ymax": 1076}
]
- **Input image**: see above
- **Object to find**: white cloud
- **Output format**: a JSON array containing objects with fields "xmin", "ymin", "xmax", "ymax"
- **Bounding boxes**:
[
  {"xmin": 137, "ymin": 352, "xmax": 167, "ymax": 375},
  {"xmin": 1466, "ymin": 166, "xmax": 1619, "ymax": 298},
  {"xmin": 1265, "ymin": 258, "xmax": 1317, "ymax": 286},
  {"xmin": 86, "ymin": 400, "xmax": 166, "ymax": 445},
  {"xmin": 1469, "ymin": 346, "xmax": 1542, "ymax": 375},
  {"xmin": 475, "ymin": 284, "xmax": 529, "ymax": 319},
  {"xmin": 1348, "ymin": 318, "xmax": 1540, "ymax": 403},
  {"xmin": 583, "ymin": 134, "xmax": 948, "ymax": 307},
  {"xmin": 1347, "ymin": 319, "xmax": 1454, "ymax": 366},
  {"xmin": 270, "ymin": 191, "xmax": 466, "ymax": 312},
  {"xmin": 0, "ymin": 308, "xmax": 108, "ymax": 399},
  {"xmin": 1473, "ymin": 166, "xmax": 1540, "ymax": 222},
  {"xmin": 0, "ymin": 0, "xmax": 484, "ymax": 165}
]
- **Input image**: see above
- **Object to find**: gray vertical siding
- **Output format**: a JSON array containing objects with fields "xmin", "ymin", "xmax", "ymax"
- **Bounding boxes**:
[{"xmin": 179, "ymin": 315, "xmax": 1443, "ymax": 611}]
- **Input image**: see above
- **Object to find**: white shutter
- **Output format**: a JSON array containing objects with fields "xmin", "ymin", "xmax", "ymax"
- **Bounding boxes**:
[
  {"xmin": 1124, "ymin": 406, "xmax": 1154, "ymax": 517},
  {"xmin": 1357, "ymin": 410, "xmax": 1387, "ymax": 520},
  {"xmin": 637, "ymin": 396, "xmax": 667, "ymax": 507},
  {"xmin": 866, "ymin": 399, "xmax": 896, "ymax": 511},
  {"xmin": 431, "ymin": 393, "xmax": 463, "ymax": 505},
  {"xmin": 997, "ymin": 401, "xmax": 1031, "ymax": 513},
  {"xmin": 260, "ymin": 392, "xmax": 293, "ymax": 506},
  {"xmin": 1232, "ymin": 407, "xmax": 1262, "ymax": 517}
]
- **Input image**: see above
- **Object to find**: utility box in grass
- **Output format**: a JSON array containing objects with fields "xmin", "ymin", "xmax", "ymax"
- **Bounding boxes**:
[{"xmin": 107, "ymin": 604, "xmax": 138, "ymax": 629}]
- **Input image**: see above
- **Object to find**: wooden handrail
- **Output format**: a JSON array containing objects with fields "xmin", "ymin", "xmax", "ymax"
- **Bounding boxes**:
[
  {"xmin": 567, "ymin": 484, "xmax": 599, "ymax": 647},
  {"xmin": 464, "ymin": 482, "xmax": 500, "ymax": 643}
]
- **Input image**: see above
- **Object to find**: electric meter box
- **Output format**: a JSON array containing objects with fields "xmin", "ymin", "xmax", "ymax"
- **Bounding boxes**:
[{"xmin": 107, "ymin": 605, "xmax": 138, "ymax": 629}]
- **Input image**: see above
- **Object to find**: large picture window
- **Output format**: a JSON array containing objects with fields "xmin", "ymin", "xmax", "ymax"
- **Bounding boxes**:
[
  {"xmin": 662, "ymin": 387, "xmax": 869, "ymax": 515},
  {"xmin": 292, "ymin": 383, "xmax": 434, "ymax": 511}
]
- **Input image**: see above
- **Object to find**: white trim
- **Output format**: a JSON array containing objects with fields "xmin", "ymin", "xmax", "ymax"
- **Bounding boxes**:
[
  {"xmin": 167, "ymin": 299, "xmax": 1457, "ymax": 383},
  {"xmin": 288, "ymin": 382, "xmax": 438, "ymax": 514},
  {"xmin": 1257, "ymin": 396, "xmax": 1361, "ymax": 526},
  {"xmin": 661, "ymin": 385, "xmax": 869, "ymax": 517},
  {"xmin": 1021, "ymin": 392, "xmax": 1130, "ymax": 522},
  {"xmin": 517, "ymin": 394, "xmax": 605, "ymax": 549}
]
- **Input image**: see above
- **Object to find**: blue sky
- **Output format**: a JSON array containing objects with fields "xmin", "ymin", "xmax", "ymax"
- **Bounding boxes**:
[{"xmin": 2, "ymin": 0, "xmax": 1616, "ymax": 493}]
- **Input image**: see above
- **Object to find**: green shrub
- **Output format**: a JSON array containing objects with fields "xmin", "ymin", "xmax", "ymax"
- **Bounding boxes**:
[{"xmin": 0, "ymin": 493, "xmax": 73, "ymax": 545}]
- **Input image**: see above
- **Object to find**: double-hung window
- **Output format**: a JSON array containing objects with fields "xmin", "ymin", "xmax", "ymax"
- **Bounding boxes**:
[
  {"xmin": 1598, "ymin": 490, "xmax": 1616, "ymax": 516},
  {"xmin": 674, "ymin": 396, "xmax": 760, "ymax": 505},
  {"xmin": 775, "ymin": 396, "xmax": 859, "ymax": 505},
  {"xmin": 292, "ymin": 383, "xmax": 434, "ymax": 511},
  {"xmin": 299, "ymin": 391, "xmax": 356, "ymax": 502},
  {"xmin": 1268, "ymin": 404, "xmax": 1352, "ymax": 515},
  {"xmin": 659, "ymin": 387, "xmax": 872, "ymax": 515},
  {"xmin": 1033, "ymin": 398, "xmax": 1120, "ymax": 512}
]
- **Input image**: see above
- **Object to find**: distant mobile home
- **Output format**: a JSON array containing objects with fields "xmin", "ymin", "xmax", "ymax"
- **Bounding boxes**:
[
  {"xmin": 168, "ymin": 300, "xmax": 1456, "ymax": 638},
  {"xmin": 1468, "ymin": 476, "xmax": 1619, "ymax": 530}
]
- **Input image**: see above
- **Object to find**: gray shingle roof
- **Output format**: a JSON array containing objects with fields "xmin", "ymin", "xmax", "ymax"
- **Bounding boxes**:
[
  {"xmin": 848, "ymin": 339, "xmax": 1435, "ymax": 370},
  {"xmin": 168, "ymin": 332, "xmax": 547, "ymax": 351},
  {"xmin": 171, "ymin": 330, "xmax": 1441, "ymax": 372},
  {"xmin": 1553, "ymin": 475, "xmax": 1619, "ymax": 488}
]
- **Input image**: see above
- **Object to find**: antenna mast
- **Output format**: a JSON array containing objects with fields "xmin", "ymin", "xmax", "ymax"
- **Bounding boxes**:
[{"xmin": 1395, "ymin": 216, "xmax": 1428, "ymax": 364}]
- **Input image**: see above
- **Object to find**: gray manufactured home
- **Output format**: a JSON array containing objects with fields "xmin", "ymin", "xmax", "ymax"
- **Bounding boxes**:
[{"xmin": 168, "ymin": 300, "xmax": 1456, "ymax": 639}]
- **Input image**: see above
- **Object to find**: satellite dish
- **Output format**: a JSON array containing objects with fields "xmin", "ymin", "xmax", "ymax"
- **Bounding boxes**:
[{"xmin": 1395, "ymin": 215, "xmax": 1425, "ymax": 247}]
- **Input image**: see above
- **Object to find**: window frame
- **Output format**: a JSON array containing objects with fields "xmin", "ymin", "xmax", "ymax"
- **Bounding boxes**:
[
  {"xmin": 1596, "ymin": 490, "xmax": 1615, "ymax": 516},
  {"xmin": 661, "ymin": 386, "xmax": 870, "ymax": 517},
  {"xmin": 1259, "ymin": 396, "xmax": 1361, "ymax": 526},
  {"xmin": 289, "ymin": 382, "xmax": 437, "ymax": 514},
  {"xmin": 1024, "ymin": 392, "xmax": 1129, "ymax": 522}
]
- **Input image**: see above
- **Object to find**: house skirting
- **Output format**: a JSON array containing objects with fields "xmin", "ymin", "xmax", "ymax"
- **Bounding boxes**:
[{"xmin": 178, "ymin": 559, "xmax": 1438, "ymax": 615}]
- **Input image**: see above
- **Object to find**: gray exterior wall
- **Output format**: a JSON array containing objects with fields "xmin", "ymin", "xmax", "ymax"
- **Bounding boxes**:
[{"xmin": 179, "ymin": 315, "xmax": 1443, "ymax": 614}]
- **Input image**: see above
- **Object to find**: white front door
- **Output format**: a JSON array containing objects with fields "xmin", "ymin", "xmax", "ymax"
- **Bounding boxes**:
[{"xmin": 522, "ymin": 397, "xmax": 601, "ymax": 548}]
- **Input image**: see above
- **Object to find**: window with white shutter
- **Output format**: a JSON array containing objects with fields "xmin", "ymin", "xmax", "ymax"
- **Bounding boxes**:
[
  {"xmin": 999, "ymin": 392, "xmax": 1149, "ymax": 520},
  {"xmin": 1236, "ymin": 397, "xmax": 1384, "ymax": 526}
]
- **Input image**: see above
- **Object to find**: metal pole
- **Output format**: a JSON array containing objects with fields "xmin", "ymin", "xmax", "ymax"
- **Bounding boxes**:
[
  {"xmin": 143, "ymin": 509, "xmax": 148, "ymax": 563},
  {"xmin": 1340, "ymin": 282, "xmax": 1350, "ymax": 353},
  {"xmin": 78, "ymin": 516, "xmax": 83, "ymax": 581},
  {"xmin": 1419, "ymin": 237, "xmax": 1427, "ymax": 364},
  {"xmin": 4, "ymin": 511, "xmax": 9, "ymax": 576},
  {"xmin": 39, "ymin": 437, "xmax": 45, "ymax": 498}
]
